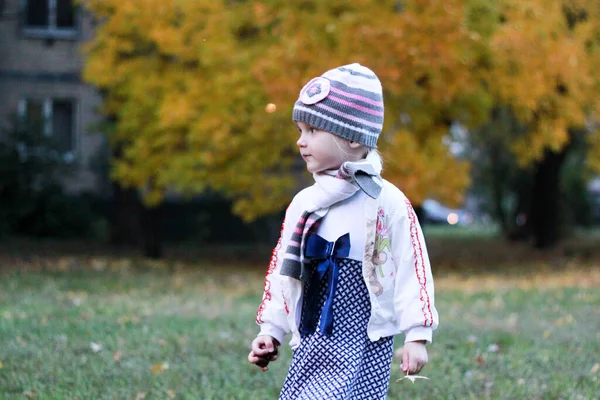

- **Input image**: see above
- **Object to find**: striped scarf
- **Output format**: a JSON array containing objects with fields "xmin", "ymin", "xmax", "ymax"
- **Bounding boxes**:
[{"xmin": 280, "ymin": 154, "xmax": 383, "ymax": 282}]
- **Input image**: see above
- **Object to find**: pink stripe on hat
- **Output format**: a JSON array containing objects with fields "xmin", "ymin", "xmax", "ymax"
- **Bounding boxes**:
[
  {"xmin": 328, "ymin": 95, "xmax": 384, "ymax": 117},
  {"xmin": 329, "ymin": 86, "xmax": 384, "ymax": 107},
  {"xmin": 316, "ymin": 103, "xmax": 382, "ymax": 129}
]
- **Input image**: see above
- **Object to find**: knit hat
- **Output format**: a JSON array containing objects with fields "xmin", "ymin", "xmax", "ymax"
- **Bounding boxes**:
[{"xmin": 292, "ymin": 63, "xmax": 384, "ymax": 148}]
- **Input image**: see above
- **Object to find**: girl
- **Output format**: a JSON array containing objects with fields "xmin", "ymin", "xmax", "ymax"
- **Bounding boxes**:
[{"xmin": 248, "ymin": 63, "xmax": 439, "ymax": 399}]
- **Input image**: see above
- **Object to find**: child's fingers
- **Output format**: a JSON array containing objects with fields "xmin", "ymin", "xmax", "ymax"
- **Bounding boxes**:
[
  {"xmin": 248, "ymin": 351, "xmax": 261, "ymax": 364},
  {"xmin": 401, "ymin": 349, "xmax": 410, "ymax": 373},
  {"xmin": 262, "ymin": 336, "xmax": 277, "ymax": 353},
  {"xmin": 402, "ymin": 349, "xmax": 423, "ymax": 374},
  {"xmin": 409, "ymin": 357, "xmax": 421, "ymax": 374},
  {"xmin": 248, "ymin": 351, "xmax": 272, "ymax": 371},
  {"xmin": 411, "ymin": 362, "xmax": 422, "ymax": 374},
  {"xmin": 402, "ymin": 342, "xmax": 429, "ymax": 374},
  {"xmin": 251, "ymin": 340, "xmax": 264, "ymax": 354},
  {"xmin": 249, "ymin": 336, "xmax": 279, "ymax": 371},
  {"xmin": 251, "ymin": 335, "xmax": 279, "ymax": 355},
  {"xmin": 251, "ymin": 338, "xmax": 270, "ymax": 356},
  {"xmin": 257, "ymin": 350, "xmax": 278, "ymax": 365}
]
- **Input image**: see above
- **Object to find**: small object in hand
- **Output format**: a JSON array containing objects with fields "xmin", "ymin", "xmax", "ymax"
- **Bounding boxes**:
[
  {"xmin": 396, "ymin": 373, "xmax": 430, "ymax": 383},
  {"xmin": 255, "ymin": 348, "xmax": 278, "ymax": 368}
]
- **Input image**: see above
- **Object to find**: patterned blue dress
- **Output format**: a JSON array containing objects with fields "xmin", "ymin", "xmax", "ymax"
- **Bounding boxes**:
[{"xmin": 279, "ymin": 258, "xmax": 395, "ymax": 400}]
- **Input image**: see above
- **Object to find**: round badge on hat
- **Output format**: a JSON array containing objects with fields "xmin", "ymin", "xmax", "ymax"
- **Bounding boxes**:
[{"xmin": 299, "ymin": 77, "xmax": 330, "ymax": 105}]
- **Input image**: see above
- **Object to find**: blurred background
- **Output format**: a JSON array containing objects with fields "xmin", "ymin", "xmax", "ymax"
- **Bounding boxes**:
[
  {"xmin": 0, "ymin": 1, "xmax": 599, "ymax": 399},
  {"xmin": 1, "ymin": 0, "xmax": 599, "ymax": 258}
]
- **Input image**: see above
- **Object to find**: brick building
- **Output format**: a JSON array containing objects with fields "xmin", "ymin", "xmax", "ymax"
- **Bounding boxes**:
[{"xmin": 0, "ymin": 0, "xmax": 105, "ymax": 194}]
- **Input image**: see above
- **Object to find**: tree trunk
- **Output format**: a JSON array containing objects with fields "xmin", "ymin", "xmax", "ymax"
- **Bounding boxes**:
[
  {"xmin": 487, "ymin": 107, "xmax": 511, "ymax": 237},
  {"xmin": 489, "ymin": 145, "xmax": 510, "ymax": 236},
  {"xmin": 109, "ymin": 182, "xmax": 163, "ymax": 258},
  {"xmin": 109, "ymin": 139, "xmax": 142, "ymax": 248},
  {"xmin": 529, "ymin": 147, "xmax": 570, "ymax": 249},
  {"xmin": 110, "ymin": 182, "xmax": 142, "ymax": 247},
  {"xmin": 142, "ymin": 204, "xmax": 163, "ymax": 259}
]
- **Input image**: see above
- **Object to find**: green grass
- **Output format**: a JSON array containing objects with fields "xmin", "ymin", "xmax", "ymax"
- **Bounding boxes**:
[
  {"xmin": 422, "ymin": 224, "xmax": 501, "ymax": 239},
  {"xmin": 1, "ymin": 257, "xmax": 599, "ymax": 399}
]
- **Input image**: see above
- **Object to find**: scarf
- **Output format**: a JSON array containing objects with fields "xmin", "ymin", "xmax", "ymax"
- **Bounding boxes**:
[{"xmin": 280, "ymin": 152, "xmax": 383, "ymax": 282}]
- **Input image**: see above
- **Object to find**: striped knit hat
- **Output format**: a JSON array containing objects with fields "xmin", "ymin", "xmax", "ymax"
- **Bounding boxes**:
[{"xmin": 292, "ymin": 63, "xmax": 384, "ymax": 148}]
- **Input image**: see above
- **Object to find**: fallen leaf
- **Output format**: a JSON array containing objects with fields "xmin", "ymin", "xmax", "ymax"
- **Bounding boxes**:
[
  {"xmin": 113, "ymin": 351, "xmax": 122, "ymax": 362},
  {"xmin": 0, "ymin": 361, "xmax": 3, "ymax": 369},
  {"xmin": 135, "ymin": 393, "xmax": 146, "ymax": 400},
  {"xmin": 466, "ymin": 335, "xmax": 478, "ymax": 344},
  {"xmin": 91, "ymin": 258, "xmax": 107, "ymax": 271},
  {"xmin": 487, "ymin": 343, "xmax": 500, "ymax": 353},
  {"xmin": 167, "ymin": 389, "xmax": 176, "ymax": 398},
  {"xmin": 150, "ymin": 362, "xmax": 169, "ymax": 374},
  {"xmin": 464, "ymin": 370, "xmax": 473, "ymax": 380},
  {"xmin": 57, "ymin": 258, "xmax": 69, "ymax": 271},
  {"xmin": 90, "ymin": 342, "xmax": 103, "ymax": 353},
  {"xmin": 24, "ymin": 390, "xmax": 37, "ymax": 398},
  {"xmin": 396, "ymin": 373, "xmax": 431, "ymax": 384},
  {"xmin": 543, "ymin": 330, "xmax": 550, "ymax": 339},
  {"xmin": 476, "ymin": 354, "xmax": 485, "ymax": 365},
  {"xmin": 591, "ymin": 363, "xmax": 600, "ymax": 374},
  {"xmin": 218, "ymin": 332, "xmax": 231, "ymax": 340},
  {"xmin": 553, "ymin": 314, "xmax": 574, "ymax": 327}
]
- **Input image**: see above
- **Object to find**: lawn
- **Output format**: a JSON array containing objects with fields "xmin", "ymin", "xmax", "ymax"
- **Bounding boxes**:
[{"xmin": 1, "ymin": 239, "xmax": 599, "ymax": 399}]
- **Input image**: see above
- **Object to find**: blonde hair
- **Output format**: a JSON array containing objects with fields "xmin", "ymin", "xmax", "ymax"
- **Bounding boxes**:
[
  {"xmin": 367, "ymin": 148, "xmax": 383, "ymax": 169},
  {"xmin": 331, "ymin": 134, "xmax": 383, "ymax": 166},
  {"xmin": 330, "ymin": 135, "xmax": 367, "ymax": 160}
]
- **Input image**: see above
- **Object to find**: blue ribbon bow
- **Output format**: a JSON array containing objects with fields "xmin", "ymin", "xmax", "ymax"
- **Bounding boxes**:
[{"xmin": 300, "ymin": 232, "xmax": 351, "ymax": 336}]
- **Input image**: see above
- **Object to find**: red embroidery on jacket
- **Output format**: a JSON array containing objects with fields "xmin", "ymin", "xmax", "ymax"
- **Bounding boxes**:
[
  {"xmin": 405, "ymin": 199, "xmax": 434, "ymax": 327},
  {"xmin": 282, "ymin": 288, "xmax": 289, "ymax": 315},
  {"xmin": 256, "ymin": 218, "xmax": 285, "ymax": 324}
]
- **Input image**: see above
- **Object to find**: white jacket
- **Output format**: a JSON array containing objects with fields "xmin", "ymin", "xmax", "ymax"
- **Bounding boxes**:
[{"xmin": 255, "ymin": 179, "xmax": 439, "ymax": 349}]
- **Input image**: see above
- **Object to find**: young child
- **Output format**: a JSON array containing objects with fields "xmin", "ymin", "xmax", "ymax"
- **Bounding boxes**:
[{"xmin": 248, "ymin": 63, "xmax": 439, "ymax": 399}]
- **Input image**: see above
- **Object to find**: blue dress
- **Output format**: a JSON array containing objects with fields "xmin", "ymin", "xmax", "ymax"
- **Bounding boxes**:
[{"xmin": 279, "ymin": 258, "xmax": 395, "ymax": 400}]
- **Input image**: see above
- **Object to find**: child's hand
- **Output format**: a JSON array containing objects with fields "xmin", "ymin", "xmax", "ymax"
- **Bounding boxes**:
[
  {"xmin": 400, "ymin": 340, "xmax": 428, "ymax": 375},
  {"xmin": 248, "ymin": 335, "xmax": 280, "ymax": 372}
]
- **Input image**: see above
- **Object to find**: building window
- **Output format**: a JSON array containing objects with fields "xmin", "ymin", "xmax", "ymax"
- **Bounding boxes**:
[
  {"xmin": 18, "ymin": 98, "xmax": 77, "ymax": 161},
  {"xmin": 22, "ymin": 0, "xmax": 79, "ymax": 39}
]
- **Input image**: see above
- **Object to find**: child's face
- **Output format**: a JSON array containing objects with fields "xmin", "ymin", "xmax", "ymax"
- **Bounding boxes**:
[{"xmin": 296, "ymin": 122, "xmax": 356, "ymax": 173}]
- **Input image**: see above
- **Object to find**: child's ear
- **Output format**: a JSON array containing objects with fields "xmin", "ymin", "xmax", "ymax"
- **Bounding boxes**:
[{"xmin": 348, "ymin": 141, "xmax": 362, "ymax": 149}]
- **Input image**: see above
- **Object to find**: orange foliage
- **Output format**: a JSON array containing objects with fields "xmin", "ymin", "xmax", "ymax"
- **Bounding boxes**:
[{"xmin": 80, "ymin": 0, "xmax": 600, "ymax": 216}]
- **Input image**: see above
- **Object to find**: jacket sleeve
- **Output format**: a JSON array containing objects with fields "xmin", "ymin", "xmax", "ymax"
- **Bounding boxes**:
[
  {"xmin": 389, "ymin": 197, "xmax": 439, "ymax": 343},
  {"xmin": 255, "ymin": 203, "xmax": 296, "ymax": 345}
]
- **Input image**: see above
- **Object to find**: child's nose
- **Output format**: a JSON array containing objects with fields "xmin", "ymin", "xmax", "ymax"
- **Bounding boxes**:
[{"xmin": 297, "ymin": 134, "xmax": 306, "ymax": 147}]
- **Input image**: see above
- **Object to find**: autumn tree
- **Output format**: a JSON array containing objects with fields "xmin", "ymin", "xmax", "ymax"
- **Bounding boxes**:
[
  {"xmin": 81, "ymin": 1, "xmax": 299, "ymax": 256},
  {"xmin": 81, "ymin": 0, "xmax": 600, "ymax": 254},
  {"xmin": 465, "ymin": 0, "xmax": 600, "ymax": 247},
  {"xmin": 80, "ymin": 0, "xmax": 475, "ymax": 256}
]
